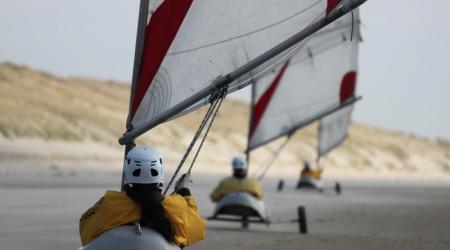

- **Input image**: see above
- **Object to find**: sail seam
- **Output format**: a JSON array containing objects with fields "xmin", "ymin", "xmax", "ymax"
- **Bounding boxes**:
[{"xmin": 167, "ymin": 0, "xmax": 323, "ymax": 56}]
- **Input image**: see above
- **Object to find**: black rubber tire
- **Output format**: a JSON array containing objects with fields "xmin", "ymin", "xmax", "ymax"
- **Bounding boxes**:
[
  {"xmin": 298, "ymin": 206, "xmax": 308, "ymax": 234},
  {"xmin": 335, "ymin": 182, "xmax": 342, "ymax": 195},
  {"xmin": 277, "ymin": 179, "xmax": 284, "ymax": 192},
  {"xmin": 242, "ymin": 216, "xmax": 249, "ymax": 229}
]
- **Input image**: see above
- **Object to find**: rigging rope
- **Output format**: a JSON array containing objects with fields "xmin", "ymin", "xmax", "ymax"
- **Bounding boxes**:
[
  {"xmin": 350, "ymin": 10, "xmax": 354, "ymax": 41},
  {"xmin": 254, "ymin": 134, "xmax": 292, "ymax": 181},
  {"xmin": 163, "ymin": 87, "xmax": 228, "ymax": 194},
  {"xmin": 187, "ymin": 87, "xmax": 227, "ymax": 174}
]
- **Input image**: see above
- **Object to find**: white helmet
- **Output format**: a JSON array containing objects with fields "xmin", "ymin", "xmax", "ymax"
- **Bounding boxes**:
[
  {"xmin": 304, "ymin": 159, "xmax": 311, "ymax": 168},
  {"xmin": 231, "ymin": 155, "xmax": 246, "ymax": 171},
  {"xmin": 124, "ymin": 146, "xmax": 164, "ymax": 186}
]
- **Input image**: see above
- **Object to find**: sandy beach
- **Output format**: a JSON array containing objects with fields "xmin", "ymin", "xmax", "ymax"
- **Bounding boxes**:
[
  {"xmin": 1, "ymin": 63, "xmax": 449, "ymax": 249},
  {"xmin": 1, "ymin": 170, "xmax": 449, "ymax": 250},
  {"xmin": 1, "ymin": 0, "xmax": 450, "ymax": 247}
]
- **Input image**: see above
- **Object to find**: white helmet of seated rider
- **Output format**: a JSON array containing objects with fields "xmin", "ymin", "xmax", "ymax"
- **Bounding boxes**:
[
  {"xmin": 124, "ymin": 145, "xmax": 164, "ymax": 186},
  {"xmin": 303, "ymin": 159, "xmax": 311, "ymax": 169},
  {"xmin": 231, "ymin": 155, "xmax": 246, "ymax": 171}
]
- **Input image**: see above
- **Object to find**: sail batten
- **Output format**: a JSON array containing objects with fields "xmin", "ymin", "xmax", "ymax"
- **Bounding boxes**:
[{"xmin": 120, "ymin": 0, "xmax": 367, "ymax": 145}]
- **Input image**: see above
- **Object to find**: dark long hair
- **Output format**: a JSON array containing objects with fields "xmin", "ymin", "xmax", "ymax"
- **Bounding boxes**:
[
  {"xmin": 233, "ymin": 169, "xmax": 247, "ymax": 179},
  {"xmin": 124, "ymin": 184, "xmax": 175, "ymax": 244}
]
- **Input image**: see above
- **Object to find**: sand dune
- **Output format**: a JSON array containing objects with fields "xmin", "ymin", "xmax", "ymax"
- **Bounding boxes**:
[{"xmin": 0, "ymin": 63, "xmax": 449, "ymax": 181}]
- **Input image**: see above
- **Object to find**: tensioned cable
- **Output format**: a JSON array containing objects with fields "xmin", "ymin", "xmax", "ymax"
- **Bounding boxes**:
[
  {"xmin": 163, "ymin": 87, "xmax": 227, "ymax": 194},
  {"xmin": 253, "ymin": 134, "xmax": 292, "ymax": 181},
  {"xmin": 163, "ymin": 91, "xmax": 221, "ymax": 194},
  {"xmin": 187, "ymin": 87, "xmax": 228, "ymax": 174}
]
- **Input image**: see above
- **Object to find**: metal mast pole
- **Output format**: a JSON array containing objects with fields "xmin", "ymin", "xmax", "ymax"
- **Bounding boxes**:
[
  {"xmin": 245, "ymin": 82, "xmax": 256, "ymax": 168},
  {"xmin": 119, "ymin": 0, "xmax": 368, "ymax": 145},
  {"xmin": 121, "ymin": 0, "xmax": 149, "ymax": 189}
]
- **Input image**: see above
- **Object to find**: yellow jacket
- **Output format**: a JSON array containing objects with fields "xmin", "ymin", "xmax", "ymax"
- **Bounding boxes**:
[
  {"xmin": 162, "ymin": 194, "xmax": 205, "ymax": 247},
  {"xmin": 79, "ymin": 190, "xmax": 205, "ymax": 247},
  {"xmin": 210, "ymin": 177, "xmax": 263, "ymax": 202},
  {"xmin": 301, "ymin": 169, "xmax": 322, "ymax": 180}
]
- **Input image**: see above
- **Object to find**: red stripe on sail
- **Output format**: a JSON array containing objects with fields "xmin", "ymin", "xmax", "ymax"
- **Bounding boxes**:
[
  {"xmin": 128, "ymin": 0, "xmax": 193, "ymax": 123},
  {"xmin": 326, "ymin": 0, "xmax": 341, "ymax": 15},
  {"xmin": 250, "ymin": 61, "xmax": 290, "ymax": 138},
  {"xmin": 340, "ymin": 71, "xmax": 357, "ymax": 103}
]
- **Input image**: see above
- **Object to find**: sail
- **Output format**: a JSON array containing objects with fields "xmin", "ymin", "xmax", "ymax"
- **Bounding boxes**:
[
  {"xmin": 247, "ymin": 9, "xmax": 361, "ymax": 151},
  {"xmin": 318, "ymin": 104, "xmax": 353, "ymax": 158},
  {"xmin": 127, "ymin": 0, "xmax": 353, "ymax": 132}
]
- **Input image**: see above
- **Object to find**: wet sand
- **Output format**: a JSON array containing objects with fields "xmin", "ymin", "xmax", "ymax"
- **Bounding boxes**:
[{"xmin": 0, "ymin": 172, "xmax": 449, "ymax": 250}]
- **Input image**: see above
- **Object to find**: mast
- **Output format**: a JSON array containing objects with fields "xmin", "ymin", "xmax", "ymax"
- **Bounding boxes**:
[
  {"xmin": 128, "ymin": 0, "xmax": 149, "ymax": 120},
  {"xmin": 246, "ymin": 83, "xmax": 256, "ymax": 167},
  {"xmin": 121, "ymin": 0, "xmax": 149, "ymax": 189},
  {"xmin": 119, "ymin": 0, "xmax": 367, "ymax": 145}
]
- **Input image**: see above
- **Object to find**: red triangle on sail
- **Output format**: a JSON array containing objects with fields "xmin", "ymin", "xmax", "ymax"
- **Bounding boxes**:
[
  {"xmin": 250, "ymin": 60, "xmax": 290, "ymax": 138},
  {"xmin": 128, "ymin": 0, "xmax": 193, "ymax": 123}
]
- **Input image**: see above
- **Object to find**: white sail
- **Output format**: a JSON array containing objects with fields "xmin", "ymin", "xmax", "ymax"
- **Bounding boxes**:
[
  {"xmin": 318, "ymin": 104, "xmax": 353, "ymax": 158},
  {"xmin": 127, "ymin": 0, "xmax": 349, "ymax": 131},
  {"xmin": 248, "ymin": 9, "xmax": 361, "ymax": 151}
]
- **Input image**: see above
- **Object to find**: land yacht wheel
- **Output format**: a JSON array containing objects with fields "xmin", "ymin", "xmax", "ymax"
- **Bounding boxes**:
[
  {"xmin": 335, "ymin": 182, "xmax": 342, "ymax": 195},
  {"xmin": 277, "ymin": 179, "xmax": 284, "ymax": 192},
  {"xmin": 242, "ymin": 216, "xmax": 249, "ymax": 229},
  {"xmin": 298, "ymin": 206, "xmax": 307, "ymax": 234}
]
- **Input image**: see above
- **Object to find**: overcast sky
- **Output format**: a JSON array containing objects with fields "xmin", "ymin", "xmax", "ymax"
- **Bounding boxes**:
[{"xmin": 1, "ymin": 0, "xmax": 449, "ymax": 139}]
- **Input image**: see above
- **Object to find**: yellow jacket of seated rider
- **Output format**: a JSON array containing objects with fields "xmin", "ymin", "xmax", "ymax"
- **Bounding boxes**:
[
  {"xmin": 79, "ymin": 190, "xmax": 206, "ymax": 247},
  {"xmin": 301, "ymin": 169, "xmax": 322, "ymax": 180},
  {"xmin": 210, "ymin": 177, "xmax": 263, "ymax": 202}
]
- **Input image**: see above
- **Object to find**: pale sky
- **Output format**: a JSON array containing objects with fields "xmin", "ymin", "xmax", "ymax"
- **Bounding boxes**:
[{"xmin": 0, "ymin": 0, "xmax": 449, "ymax": 139}]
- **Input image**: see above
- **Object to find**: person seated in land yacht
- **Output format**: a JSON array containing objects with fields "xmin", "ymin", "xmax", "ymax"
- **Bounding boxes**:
[
  {"xmin": 79, "ymin": 145, "xmax": 206, "ymax": 249},
  {"xmin": 210, "ymin": 155, "xmax": 263, "ymax": 202},
  {"xmin": 299, "ymin": 160, "xmax": 322, "ymax": 180}
]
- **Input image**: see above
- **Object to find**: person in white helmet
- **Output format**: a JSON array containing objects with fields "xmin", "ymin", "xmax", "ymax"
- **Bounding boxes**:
[
  {"xmin": 300, "ymin": 160, "xmax": 322, "ymax": 179},
  {"xmin": 297, "ymin": 159, "xmax": 323, "ymax": 189},
  {"xmin": 210, "ymin": 155, "xmax": 263, "ymax": 202},
  {"xmin": 79, "ymin": 145, "xmax": 206, "ymax": 249}
]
